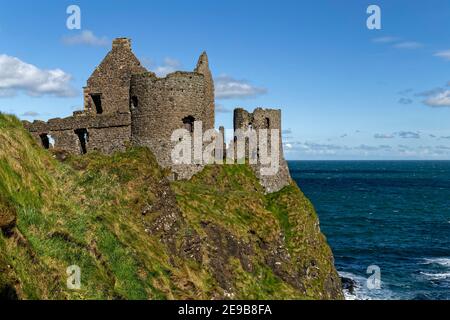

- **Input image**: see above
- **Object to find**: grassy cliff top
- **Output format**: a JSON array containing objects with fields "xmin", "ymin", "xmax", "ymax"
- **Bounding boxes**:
[{"xmin": 0, "ymin": 113, "xmax": 342, "ymax": 300}]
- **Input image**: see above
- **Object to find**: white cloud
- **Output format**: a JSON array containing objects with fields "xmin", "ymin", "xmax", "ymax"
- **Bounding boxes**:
[
  {"xmin": 398, "ymin": 88, "xmax": 413, "ymax": 95},
  {"xmin": 416, "ymin": 87, "xmax": 444, "ymax": 97},
  {"xmin": 0, "ymin": 54, "xmax": 76, "ymax": 97},
  {"xmin": 21, "ymin": 111, "xmax": 40, "ymax": 117},
  {"xmin": 433, "ymin": 50, "xmax": 450, "ymax": 61},
  {"xmin": 372, "ymin": 36, "xmax": 398, "ymax": 43},
  {"xmin": 393, "ymin": 41, "xmax": 423, "ymax": 49},
  {"xmin": 215, "ymin": 75, "xmax": 267, "ymax": 99},
  {"xmin": 423, "ymin": 90, "xmax": 450, "ymax": 107},
  {"xmin": 398, "ymin": 97, "xmax": 413, "ymax": 105},
  {"xmin": 289, "ymin": 141, "xmax": 349, "ymax": 155},
  {"xmin": 216, "ymin": 104, "xmax": 231, "ymax": 113},
  {"xmin": 154, "ymin": 58, "xmax": 182, "ymax": 77},
  {"xmin": 374, "ymin": 132, "xmax": 421, "ymax": 139},
  {"xmin": 62, "ymin": 30, "xmax": 109, "ymax": 46},
  {"xmin": 415, "ymin": 85, "xmax": 450, "ymax": 107},
  {"xmin": 374, "ymin": 133, "xmax": 395, "ymax": 139},
  {"xmin": 398, "ymin": 145, "xmax": 450, "ymax": 157},
  {"xmin": 284, "ymin": 139, "xmax": 450, "ymax": 159},
  {"xmin": 396, "ymin": 131, "xmax": 421, "ymax": 139},
  {"xmin": 354, "ymin": 144, "xmax": 392, "ymax": 151}
]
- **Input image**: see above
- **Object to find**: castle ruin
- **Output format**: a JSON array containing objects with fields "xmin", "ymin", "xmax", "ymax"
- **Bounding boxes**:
[{"xmin": 23, "ymin": 38, "xmax": 291, "ymax": 193}]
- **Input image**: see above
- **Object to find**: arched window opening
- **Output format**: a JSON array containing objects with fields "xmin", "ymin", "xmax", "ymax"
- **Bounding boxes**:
[
  {"xmin": 74, "ymin": 128, "xmax": 89, "ymax": 154},
  {"xmin": 265, "ymin": 117, "xmax": 270, "ymax": 128},
  {"xmin": 131, "ymin": 96, "xmax": 138, "ymax": 110},
  {"xmin": 182, "ymin": 116, "xmax": 195, "ymax": 133},
  {"xmin": 90, "ymin": 94, "xmax": 103, "ymax": 114}
]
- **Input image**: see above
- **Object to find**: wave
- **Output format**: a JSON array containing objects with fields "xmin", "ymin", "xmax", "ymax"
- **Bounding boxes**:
[
  {"xmin": 420, "ymin": 272, "xmax": 450, "ymax": 280},
  {"xmin": 420, "ymin": 258, "xmax": 450, "ymax": 267},
  {"xmin": 339, "ymin": 271, "xmax": 395, "ymax": 300}
]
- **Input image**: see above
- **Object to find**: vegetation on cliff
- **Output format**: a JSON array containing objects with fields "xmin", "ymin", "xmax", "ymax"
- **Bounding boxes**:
[{"xmin": 0, "ymin": 113, "xmax": 343, "ymax": 300}]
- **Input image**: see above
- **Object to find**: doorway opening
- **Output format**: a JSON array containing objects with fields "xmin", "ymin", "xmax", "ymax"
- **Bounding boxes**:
[
  {"xmin": 74, "ymin": 128, "xmax": 89, "ymax": 154},
  {"xmin": 40, "ymin": 133, "xmax": 50, "ymax": 149}
]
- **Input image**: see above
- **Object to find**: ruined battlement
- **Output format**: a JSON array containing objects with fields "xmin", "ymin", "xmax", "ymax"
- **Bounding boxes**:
[
  {"xmin": 233, "ymin": 108, "xmax": 291, "ymax": 193},
  {"xmin": 24, "ymin": 38, "xmax": 290, "ymax": 192},
  {"xmin": 112, "ymin": 37, "xmax": 132, "ymax": 49},
  {"xmin": 24, "ymin": 113, "xmax": 131, "ymax": 132},
  {"xmin": 234, "ymin": 107, "xmax": 282, "ymax": 131}
]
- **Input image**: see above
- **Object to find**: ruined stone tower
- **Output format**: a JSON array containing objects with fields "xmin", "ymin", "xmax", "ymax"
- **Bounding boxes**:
[
  {"xmin": 233, "ymin": 108, "xmax": 291, "ymax": 193},
  {"xmin": 130, "ymin": 52, "xmax": 215, "ymax": 179},
  {"xmin": 23, "ymin": 37, "xmax": 291, "ymax": 193}
]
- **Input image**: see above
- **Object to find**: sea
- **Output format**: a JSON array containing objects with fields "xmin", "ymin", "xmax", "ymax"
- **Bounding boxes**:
[{"xmin": 288, "ymin": 161, "xmax": 450, "ymax": 300}]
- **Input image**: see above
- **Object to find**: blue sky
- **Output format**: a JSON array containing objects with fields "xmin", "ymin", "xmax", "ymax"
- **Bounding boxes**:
[{"xmin": 0, "ymin": 0, "xmax": 450, "ymax": 160}]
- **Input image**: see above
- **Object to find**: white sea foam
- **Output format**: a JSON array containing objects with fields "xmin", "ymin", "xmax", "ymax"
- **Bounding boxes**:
[
  {"xmin": 421, "ymin": 258, "xmax": 450, "ymax": 267},
  {"xmin": 420, "ymin": 272, "xmax": 450, "ymax": 280},
  {"xmin": 339, "ymin": 271, "xmax": 395, "ymax": 300}
]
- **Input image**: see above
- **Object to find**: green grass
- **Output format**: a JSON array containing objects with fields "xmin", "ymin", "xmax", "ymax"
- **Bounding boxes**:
[{"xmin": 0, "ymin": 114, "xmax": 343, "ymax": 300}]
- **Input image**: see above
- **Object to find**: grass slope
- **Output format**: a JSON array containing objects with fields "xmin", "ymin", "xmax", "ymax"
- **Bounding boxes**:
[{"xmin": 0, "ymin": 113, "xmax": 343, "ymax": 300}]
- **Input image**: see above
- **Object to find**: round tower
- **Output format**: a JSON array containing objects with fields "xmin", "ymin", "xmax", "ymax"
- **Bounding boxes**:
[{"xmin": 130, "ymin": 66, "xmax": 213, "ymax": 175}]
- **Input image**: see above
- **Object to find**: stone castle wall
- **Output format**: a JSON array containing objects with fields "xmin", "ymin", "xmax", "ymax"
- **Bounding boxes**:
[
  {"xmin": 23, "ymin": 37, "xmax": 291, "ymax": 193},
  {"xmin": 83, "ymin": 38, "xmax": 147, "ymax": 115},
  {"xmin": 24, "ymin": 113, "xmax": 132, "ymax": 155},
  {"xmin": 194, "ymin": 52, "xmax": 215, "ymax": 131},
  {"xmin": 130, "ymin": 70, "xmax": 213, "ymax": 179},
  {"xmin": 233, "ymin": 108, "xmax": 291, "ymax": 193}
]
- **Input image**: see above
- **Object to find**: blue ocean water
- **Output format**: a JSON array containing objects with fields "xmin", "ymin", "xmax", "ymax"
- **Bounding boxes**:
[{"xmin": 288, "ymin": 161, "xmax": 450, "ymax": 300}]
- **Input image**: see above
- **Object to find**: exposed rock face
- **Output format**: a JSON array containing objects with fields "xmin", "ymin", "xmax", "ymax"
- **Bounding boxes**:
[
  {"xmin": 341, "ymin": 276, "xmax": 357, "ymax": 295},
  {"xmin": 0, "ymin": 113, "xmax": 343, "ymax": 299},
  {"xmin": 0, "ymin": 194, "xmax": 16, "ymax": 236}
]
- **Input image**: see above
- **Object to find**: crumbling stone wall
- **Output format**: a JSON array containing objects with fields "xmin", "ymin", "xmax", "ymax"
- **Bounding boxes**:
[
  {"xmin": 23, "ymin": 37, "xmax": 292, "ymax": 193},
  {"xmin": 24, "ymin": 113, "xmax": 131, "ymax": 155},
  {"xmin": 194, "ymin": 52, "xmax": 215, "ymax": 130},
  {"xmin": 84, "ymin": 38, "xmax": 147, "ymax": 115},
  {"xmin": 130, "ymin": 54, "xmax": 214, "ymax": 179},
  {"xmin": 233, "ymin": 108, "xmax": 291, "ymax": 193}
]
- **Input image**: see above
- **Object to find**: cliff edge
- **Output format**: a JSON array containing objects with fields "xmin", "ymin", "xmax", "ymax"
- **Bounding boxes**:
[{"xmin": 0, "ymin": 114, "xmax": 343, "ymax": 300}]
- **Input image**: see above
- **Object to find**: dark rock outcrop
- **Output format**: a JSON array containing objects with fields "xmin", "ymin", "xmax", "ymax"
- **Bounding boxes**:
[{"xmin": 0, "ymin": 194, "xmax": 16, "ymax": 236}]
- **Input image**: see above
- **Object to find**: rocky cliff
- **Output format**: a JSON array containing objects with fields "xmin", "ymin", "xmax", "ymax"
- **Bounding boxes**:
[{"xmin": 0, "ymin": 113, "xmax": 343, "ymax": 300}]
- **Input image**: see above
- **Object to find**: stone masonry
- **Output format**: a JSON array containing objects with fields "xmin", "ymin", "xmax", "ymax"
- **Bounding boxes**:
[
  {"xmin": 233, "ymin": 108, "xmax": 291, "ymax": 193},
  {"xmin": 23, "ymin": 38, "xmax": 291, "ymax": 192}
]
